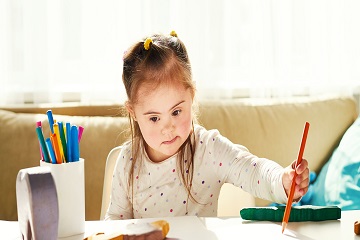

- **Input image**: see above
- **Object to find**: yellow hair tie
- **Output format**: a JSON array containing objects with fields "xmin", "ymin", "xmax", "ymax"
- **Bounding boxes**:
[
  {"xmin": 170, "ymin": 30, "xmax": 178, "ymax": 37},
  {"xmin": 144, "ymin": 38, "xmax": 152, "ymax": 50}
]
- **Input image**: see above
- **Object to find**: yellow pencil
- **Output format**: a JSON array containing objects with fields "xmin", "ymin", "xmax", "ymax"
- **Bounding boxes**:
[{"xmin": 53, "ymin": 122, "xmax": 65, "ymax": 163}]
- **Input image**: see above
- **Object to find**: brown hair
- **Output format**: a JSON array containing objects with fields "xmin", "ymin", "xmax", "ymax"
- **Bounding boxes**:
[{"xmin": 122, "ymin": 33, "xmax": 199, "ymax": 208}]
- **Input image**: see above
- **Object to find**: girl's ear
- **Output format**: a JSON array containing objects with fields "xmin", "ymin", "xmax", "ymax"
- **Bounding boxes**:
[{"xmin": 125, "ymin": 101, "xmax": 137, "ymax": 121}]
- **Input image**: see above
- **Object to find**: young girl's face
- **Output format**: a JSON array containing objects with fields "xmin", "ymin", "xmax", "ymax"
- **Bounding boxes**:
[{"xmin": 131, "ymin": 81, "xmax": 193, "ymax": 163}]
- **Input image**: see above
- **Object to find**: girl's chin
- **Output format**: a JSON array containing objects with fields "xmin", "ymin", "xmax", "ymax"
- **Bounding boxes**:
[
  {"xmin": 149, "ymin": 147, "xmax": 181, "ymax": 162},
  {"xmin": 159, "ymin": 149, "xmax": 179, "ymax": 159}
]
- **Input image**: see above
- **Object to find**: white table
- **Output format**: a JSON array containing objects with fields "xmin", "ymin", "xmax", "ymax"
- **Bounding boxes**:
[{"xmin": 1, "ymin": 210, "xmax": 359, "ymax": 239}]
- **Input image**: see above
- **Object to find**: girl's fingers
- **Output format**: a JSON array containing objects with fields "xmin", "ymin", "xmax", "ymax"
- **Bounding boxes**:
[
  {"xmin": 295, "ymin": 168, "xmax": 309, "ymax": 184},
  {"xmin": 296, "ymin": 168, "xmax": 310, "ymax": 197},
  {"xmin": 298, "ymin": 176, "xmax": 309, "ymax": 189},
  {"xmin": 284, "ymin": 158, "xmax": 310, "ymax": 198},
  {"xmin": 295, "ymin": 159, "xmax": 308, "ymax": 174},
  {"xmin": 297, "ymin": 186, "xmax": 308, "ymax": 197}
]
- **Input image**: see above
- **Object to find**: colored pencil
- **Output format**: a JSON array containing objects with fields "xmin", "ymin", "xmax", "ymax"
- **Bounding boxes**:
[
  {"xmin": 54, "ymin": 122, "xmax": 65, "ymax": 163},
  {"xmin": 281, "ymin": 121, "xmax": 310, "ymax": 233},
  {"xmin": 50, "ymin": 133, "xmax": 62, "ymax": 164},
  {"xmin": 36, "ymin": 126, "xmax": 50, "ymax": 163},
  {"xmin": 58, "ymin": 121, "xmax": 68, "ymax": 162},
  {"xmin": 47, "ymin": 110, "xmax": 55, "ymax": 134},
  {"xmin": 36, "ymin": 121, "xmax": 44, "ymax": 160}
]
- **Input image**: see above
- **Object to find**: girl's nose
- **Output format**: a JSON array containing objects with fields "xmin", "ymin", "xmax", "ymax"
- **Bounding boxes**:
[{"xmin": 161, "ymin": 120, "xmax": 174, "ymax": 135}]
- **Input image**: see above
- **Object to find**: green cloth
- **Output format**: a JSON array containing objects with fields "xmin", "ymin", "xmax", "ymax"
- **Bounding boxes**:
[{"xmin": 240, "ymin": 205, "xmax": 341, "ymax": 222}]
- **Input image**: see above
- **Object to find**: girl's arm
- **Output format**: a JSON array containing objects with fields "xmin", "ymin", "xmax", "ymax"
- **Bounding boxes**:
[{"xmin": 202, "ymin": 127, "xmax": 288, "ymax": 204}]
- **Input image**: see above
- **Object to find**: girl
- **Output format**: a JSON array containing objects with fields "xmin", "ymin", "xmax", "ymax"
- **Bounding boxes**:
[{"xmin": 105, "ymin": 31, "xmax": 309, "ymax": 220}]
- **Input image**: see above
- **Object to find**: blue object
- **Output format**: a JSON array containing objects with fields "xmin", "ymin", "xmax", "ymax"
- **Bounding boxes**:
[
  {"xmin": 311, "ymin": 116, "xmax": 360, "ymax": 210},
  {"xmin": 45, "ymin": 138, "xmax": 57, "ymax": 164},
  {"xmin": 66, "ymin": 122, "xmax": 72, "ymax": 162},
  {"xmin": 71, "ymin": 125, "xmax": 79, "ymax": 162},
  {"xmin": 47, "ymin": 110, "xmax": 54, "ymax": 134}
]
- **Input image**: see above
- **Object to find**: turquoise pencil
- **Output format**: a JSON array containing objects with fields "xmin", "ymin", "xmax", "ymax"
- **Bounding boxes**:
[
  {"xmin": 36, "ymin": 122, "xmax": 44, "ymax": 161},
  {"xmin": 36, "ymin": 126, "xmax": 50, "ymax": 163}
]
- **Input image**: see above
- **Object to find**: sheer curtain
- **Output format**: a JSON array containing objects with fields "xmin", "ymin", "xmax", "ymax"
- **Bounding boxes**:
[{"xmin": 1, "ymin": 0, "xmax": 360, "ymax": 105}]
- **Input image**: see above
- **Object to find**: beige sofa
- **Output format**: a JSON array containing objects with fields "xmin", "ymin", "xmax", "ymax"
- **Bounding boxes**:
[{"xmin": 0, "ymin": 96, "xmax": 358, "ymax": 221}]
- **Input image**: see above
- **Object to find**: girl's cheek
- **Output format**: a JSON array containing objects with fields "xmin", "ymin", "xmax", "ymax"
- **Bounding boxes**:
[{"xmin": 179, "ymin": 116, "xmax": 192, "ymax": 133}]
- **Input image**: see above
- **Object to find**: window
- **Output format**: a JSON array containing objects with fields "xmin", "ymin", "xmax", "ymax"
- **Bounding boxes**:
[{"xmin": 1, "ymin": 0, "xmax": 360, "ymax": 104}]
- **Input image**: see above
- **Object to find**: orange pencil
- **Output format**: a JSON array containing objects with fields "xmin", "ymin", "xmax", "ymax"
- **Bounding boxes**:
[
  {"xmin": 281, "ymin": 121, "xmax": 310, "ymax": 233},
  {"xmin": 50, "ymin": 133, "xmax": 62, "ymax": 164}
]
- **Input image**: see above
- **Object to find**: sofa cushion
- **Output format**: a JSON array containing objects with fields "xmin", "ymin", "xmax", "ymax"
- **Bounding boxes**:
[
  {"xmin": 311, "ymin": 115, "xmax": 360, "ymax": 210},
  {"xmin": 198, "ymin": 96, "xmax": 357, "ymax": 173}
]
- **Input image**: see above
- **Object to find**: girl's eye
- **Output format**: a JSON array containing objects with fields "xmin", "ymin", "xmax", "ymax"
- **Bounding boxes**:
[
  {"xmin": 172, "ymin": 109, "xmax": 181, "ymax": 116},
  {"xmin": 150, "ymin": 116, "xmax": 159, "ymax": 122}
]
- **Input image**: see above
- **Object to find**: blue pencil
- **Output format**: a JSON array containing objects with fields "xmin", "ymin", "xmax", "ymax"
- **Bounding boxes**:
[
  {"xmin": 47, "ymin": 110, "xmax": 55, "ymax": 134},
  {"xmin": 66, "ymin": 122, "xmax": 72, "ymax": 162},
  {"xmin": 71, "ymin": 125, "xmax": 79, "ymax": 161},
  {"xmin": 45, "ymin": 138, "xmax": 57, "ymax": 164}
]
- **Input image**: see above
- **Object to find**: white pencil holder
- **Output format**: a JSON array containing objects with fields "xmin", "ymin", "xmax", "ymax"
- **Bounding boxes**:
[{"xmin": 40, "ymin": 159, "xmax": 85, "ymax": 238}]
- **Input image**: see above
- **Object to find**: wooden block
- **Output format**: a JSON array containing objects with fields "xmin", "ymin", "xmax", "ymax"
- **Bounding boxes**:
[
  {"xmin": 16, "ymin": 166, "xmax": 59, "ymax": 240},
  {"xmin": 355, "ymin": 221, "xmax": 360, "ymax": 235},
  {"xmin": 240, "ymin": 205, "xmax": 341, "ymax": 222}
]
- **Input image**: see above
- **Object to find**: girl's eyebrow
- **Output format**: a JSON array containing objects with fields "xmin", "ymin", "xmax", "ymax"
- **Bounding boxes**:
[{"xmin": 143, "ymin": 100, "xmax": 185, "ymax": 115}]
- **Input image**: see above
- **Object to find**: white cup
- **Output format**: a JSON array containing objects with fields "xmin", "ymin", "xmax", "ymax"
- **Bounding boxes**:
[{"xmin": 40, "ymin": 159, "xmax": 85, "ymax": 238}]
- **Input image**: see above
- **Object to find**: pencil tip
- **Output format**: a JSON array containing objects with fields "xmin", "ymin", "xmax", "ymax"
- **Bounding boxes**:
[{"xmin": 281, "ymin": 222, "xmax": 287, "ymax": 233}]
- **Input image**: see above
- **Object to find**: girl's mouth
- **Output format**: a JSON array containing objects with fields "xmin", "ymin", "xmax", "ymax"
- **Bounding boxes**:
[{"xmin": 162, "ymin": 136, "xmax": 178, "ymax": 145}]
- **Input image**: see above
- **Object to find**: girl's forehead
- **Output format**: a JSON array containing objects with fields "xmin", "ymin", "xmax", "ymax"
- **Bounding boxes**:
[
  {"xmin": 137, "ymin": 80, "xmax": 184, "ymax": 98},
  {"xmin": 135, "ymin": 82, "xmax": 191, "ymax": 109}
]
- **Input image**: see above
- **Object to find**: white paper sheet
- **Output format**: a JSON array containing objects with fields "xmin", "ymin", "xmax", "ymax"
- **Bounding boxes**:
[{"xmin": 201, "ymin": 218, "xmax": 315, "ymax": 240}]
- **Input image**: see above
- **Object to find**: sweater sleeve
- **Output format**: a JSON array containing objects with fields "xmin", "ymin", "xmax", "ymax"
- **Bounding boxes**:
[
  {"xmin": 229, "ymin": 154, "xmax": 288, "ymax": 204},
  {"xmin": 226, "ymin": 147, "xmax": 288, "ymax": 204},
  {"xmin": 199, "ymin": 127, "xmax": 288, "ymax": 204}
]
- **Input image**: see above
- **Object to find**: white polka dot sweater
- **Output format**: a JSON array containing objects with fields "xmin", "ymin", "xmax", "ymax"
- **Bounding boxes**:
[{"xmin": 105, "ymin": 125, "xmax": 287, "ymax": 220}]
